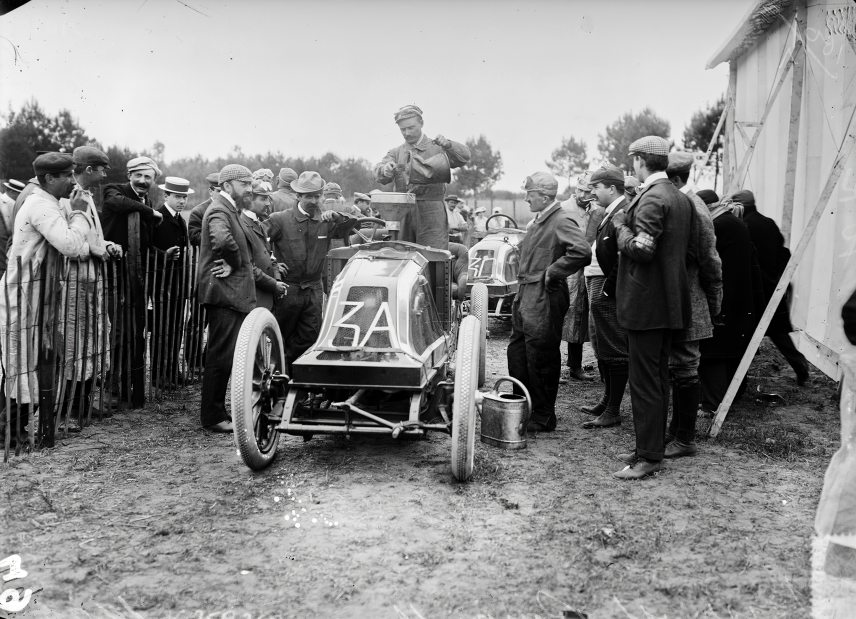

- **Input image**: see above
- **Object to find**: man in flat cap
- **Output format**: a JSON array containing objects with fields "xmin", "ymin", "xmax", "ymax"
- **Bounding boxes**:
[
  {"xmin": 445, "ymin": 195, "xmax": 468, "ymax": 244},
  {"xmin": 149, "ymin": 177, "xmax": 193, "ymax": 389},
  {"xmin": 560, "ymin": 171, "xmax": 603, "ymax": 383},
  {"xmin": 198, "ymin": 164, "xmax": 257, "ymax": 432},
  {"xmin": 270, "ymin": 168, "xmax": 299, "ymax": 214},
  {"xmin": 727, "ymin": 188, "xmax": 810, "ymax": 385},
  {"xmin": 58, "ymin": 146, "xmax": 123, "ymax": 426},
  {"xmin": 242, "ymin": 180, "xmax": 287, "ymax": 312},
  {"xmin": 507, "ymin": 171, "xmax": 591, "ymax": 432},
  {"xmin": 0, "ymin": 153, "xmax": 115, "ymax": 442},
  {"xmin": 664, "ymin": 152, "xmax": 722, "ymax": 459},
  {"xmin": 579, "ymin": 165, "xmax": 630, "ymax": 429},
  {"xmin": 266, "ymin": 171, "xmax": 358, "ymax": 372},
  {"xmin": 374, "ymin": 105, "xmax": 470, "ymax": 249},
  {"xmin": 188, "ymin": 172, "xmax": 220, "ymax": 247},
  {"xmin": 609, "ymin": 136, "xmax": 694, "ymax": 479},
  {"xmin": 102, "ymin": 155, "xmax": 164, "ymax": 407}
]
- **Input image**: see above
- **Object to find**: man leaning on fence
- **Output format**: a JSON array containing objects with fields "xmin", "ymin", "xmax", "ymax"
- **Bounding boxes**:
[{"xmin": 0, "ymin": 153, "xmax": 120, "ymax": 445}]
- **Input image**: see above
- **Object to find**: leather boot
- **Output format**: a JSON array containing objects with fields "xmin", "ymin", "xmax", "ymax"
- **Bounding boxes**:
[{"xmin": 667, "ymin": 377, "xmax": 701, "ymax": 456}]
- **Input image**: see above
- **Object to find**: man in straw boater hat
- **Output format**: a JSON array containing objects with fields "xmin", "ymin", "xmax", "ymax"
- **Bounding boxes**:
[
  {"xmin": 507, "ymin": 171, "xmax": 591, "ymax": 433},
  {"xmin": 0, "ymin": 179, "xmax": 26, "ymax": 272},
  {"xmin": 0, "ymin": 153, "xmax": 116, "ymax": 444},
  {"xmin": 149, "ymin": 176, "xmax": 193, "ymax": 389},
  {"xmin": 266, "ymin": 171, "xmax": 358, "ymax": 373},
  {"xmin": 609, "ymin": 135, "xmax": 694, "ymax": 480},
  {"xmin": 198, "ymin": 164, "xmax": 256, "ymax": 433},
  {"xmin": 374, "ymin": 105, "xmax": 470, "ymax": 250},
  {"xmin": 188, "ymin": 171, "xmax": 221, "ymax": 247}
]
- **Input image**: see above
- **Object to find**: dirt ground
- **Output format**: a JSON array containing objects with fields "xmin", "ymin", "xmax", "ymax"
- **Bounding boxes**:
[{"xmin": 1, "ymin": 321, "xmax": 841, "ymax": 618}]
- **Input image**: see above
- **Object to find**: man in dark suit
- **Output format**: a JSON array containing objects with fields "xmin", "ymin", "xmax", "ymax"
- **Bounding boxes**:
[
  {"xmin": 580, "ymin": 165, "xmax": 629, "ymax": 429},
  {"xmin": 610, "ymin": 136, "xmax": 694, "ymax": 479},
  {"xmin": 188, "ymin": 172, "xmax": 220, "ymax": 247},
  {"xmin": 728, "ymin": 189, "xmax": 810, "ymax": 385},
  {"xmin": 149, "ymin": 176, "xmax": 192, "ymax": 388},
  {"xmin": 242, "ymin": 180, "xmax": 287, "ymax": 312},
  {"xmin": 102, "ymin": 156, "xmax": 164, "ymax": 407},
  {"xmin": 506, "ymin": 171, "xmax": 591, "ymax": 432},
  {"xmin": 198, "ymin": 164, "xmax": 256, "ymax": 432}
]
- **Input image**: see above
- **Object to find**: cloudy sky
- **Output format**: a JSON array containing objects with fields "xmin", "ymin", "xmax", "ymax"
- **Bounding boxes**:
[{"xmin": 0, "ymin": 0, "xmax": 753, "ymax": 190}]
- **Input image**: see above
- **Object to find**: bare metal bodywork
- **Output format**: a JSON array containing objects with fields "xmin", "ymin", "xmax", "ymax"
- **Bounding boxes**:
[{"xmin": 466, "ymin": 228, "xmax": 525, "ymax": 317}]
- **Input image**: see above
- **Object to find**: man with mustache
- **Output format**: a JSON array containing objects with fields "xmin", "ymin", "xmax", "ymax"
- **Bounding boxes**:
[
  {"xmin": 0, "ymin": 153, "xmax": 112, "ymax": 445},
  {"xmin": 197, "ymin": 164, "xmax": 257, "ymax": 433},
  {"xmin": 374, "ymin": 105, "xmax": 470, "ymax": 250},
  {"xmin": 102, "ymin": 156, "xmax": 164, "ymax": 407}
]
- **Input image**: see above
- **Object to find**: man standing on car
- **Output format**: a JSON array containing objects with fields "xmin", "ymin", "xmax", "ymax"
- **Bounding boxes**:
[
  {"xmin": 507, "ymin": 172, "xmax": 591, "ymax": 432},
  {"xmin": 266, "ymin": 171, "xmax": 358, "ymax": 372},
  {"xmin": 373, "ymin": 105, "xmax": 470, "ymax": 250}
]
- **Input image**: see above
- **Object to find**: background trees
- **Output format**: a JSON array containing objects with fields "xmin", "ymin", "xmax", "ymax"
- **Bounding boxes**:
[
  {"xmin": 597, "ymin": 107, "xmax": 671, "ymax": 171},
  {"xmin": 546, "ymin": 135, "xmax": 588, "ymax": 182},
  {"xmin": 454, "ymin": 135, "xmax": 503, "ymax": 197}
]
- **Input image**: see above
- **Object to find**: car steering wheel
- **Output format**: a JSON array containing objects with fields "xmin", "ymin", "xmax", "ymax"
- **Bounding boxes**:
[
  {"xmin": 348, "ymin": 216, "xmax": 387, "ymax": 245},
  {"xmin": 485, "ymin": 213, "xmax": 518, "ymax": 230}
]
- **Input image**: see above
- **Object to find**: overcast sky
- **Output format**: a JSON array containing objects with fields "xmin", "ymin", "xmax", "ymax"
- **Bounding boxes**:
[{"xmin": 0, "ymin": 0, "xmax": 754, "ymax": 191}]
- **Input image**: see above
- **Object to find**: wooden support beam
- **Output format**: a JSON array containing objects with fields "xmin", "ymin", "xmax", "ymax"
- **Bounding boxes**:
[
  {"xmin": 781, "ymin": 2, "xmax": 806, "ymax": 245},
  {"xmin": 701, "ymin": 98, "xmax": 731, "ymax": 168},
  {"xmin": 709, "ymin": 104, "xmax": 856, "ymax": 438},
  {"xmin": 724, "ymin": 63, "xmax": 738, "ymax": 189},
  {"xmin": 728, "ymin": 38, "xmax": 803, "ymax": 195}
]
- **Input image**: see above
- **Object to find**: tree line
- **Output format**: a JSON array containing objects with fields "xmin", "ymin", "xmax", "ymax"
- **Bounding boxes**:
[{"xmin": 0, "ymin": 98, "xmax": 725, "ymax": 204}]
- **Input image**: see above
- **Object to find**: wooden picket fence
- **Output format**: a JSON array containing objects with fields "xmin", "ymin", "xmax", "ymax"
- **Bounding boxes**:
[{"xmin": 1, "ymin": 217, "xmax": 207, "ymax": 460}]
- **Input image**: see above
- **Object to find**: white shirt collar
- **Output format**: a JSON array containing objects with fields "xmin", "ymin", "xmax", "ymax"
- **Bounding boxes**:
[
  {"xmin": 163, "ymin": 203, "xmax": 178, "ymax": 218},
  {"xmin": 243, "ymin": 209, "xmax": 259, "ymax": 221},
  {"xmin": 679, "ymin": 185, "xmax": 693, "ymax": 195},
  {"xmin": 604, "ymin": 196, "xmax": 624, "ymax": 216},
  {"xmin": 640, "ymin": 171, "xmax": 668, "ymax": 190},
  {"xmin": 220, "ymin": 191, "xmax": 237, "ymax": 208},
  {"xmin": 298, "ymin": 204, "xmax": 311, "ymax": 218}
]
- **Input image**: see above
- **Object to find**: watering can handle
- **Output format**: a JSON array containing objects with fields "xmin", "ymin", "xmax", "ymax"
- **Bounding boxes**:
[{"xmin": 492, "ymin": 376, "xmax": 532, "ymax": 418}]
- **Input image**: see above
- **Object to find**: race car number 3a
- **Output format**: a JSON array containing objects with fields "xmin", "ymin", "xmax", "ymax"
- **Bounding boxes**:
[{"xmin": 333, "ymin": 301, "xmax": 399, "ymax": 348}]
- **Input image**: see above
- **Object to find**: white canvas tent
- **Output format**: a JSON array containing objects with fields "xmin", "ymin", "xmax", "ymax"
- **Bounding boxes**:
[{"xmin": 707, "ymin": 0, "xmax": 856, "ymax": 383}]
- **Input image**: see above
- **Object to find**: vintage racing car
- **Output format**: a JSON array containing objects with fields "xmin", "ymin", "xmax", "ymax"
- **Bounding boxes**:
[
  {"xmin": 465, "ymin": 214, "xmax": 525, "ymax": 318},
  {"xmin": 230, "ymin": 192, "xmax": 489, "ymax": 482}
]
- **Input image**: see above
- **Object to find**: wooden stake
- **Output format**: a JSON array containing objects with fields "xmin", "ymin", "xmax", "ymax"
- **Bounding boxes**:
[
  {"xmin": 710, "ymin": 104, "xmax": 856, "ymax": 437},
  {"xmin": 781, "ymin": 3, "xmax": 806, "ymax": 245}
]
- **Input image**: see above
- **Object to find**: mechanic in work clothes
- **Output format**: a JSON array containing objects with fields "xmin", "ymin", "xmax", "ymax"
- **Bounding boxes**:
[
  {"xmin": 373, "ymin": 105, "xmax": 470, "ymax": 250},
  {"xmin": 266, "ymin": 171, "xmax": 357, "ymax": 372}
]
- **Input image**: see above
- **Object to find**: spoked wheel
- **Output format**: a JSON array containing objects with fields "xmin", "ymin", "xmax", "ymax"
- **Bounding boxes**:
[
  {"xmin": 232, "ymin": 308, "xmax": 286, "ymax": 470},
  {"xmin": 469, "ymin": 282, "xmax": 488, "ymax": 387},
  {"xmin": 451, "ymin": 315, "xmax": 481, "ymax": 482}
]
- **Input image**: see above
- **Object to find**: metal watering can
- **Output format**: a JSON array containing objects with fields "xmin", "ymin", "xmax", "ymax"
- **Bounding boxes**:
[{"xmin": 479, "ymin": 376, "xmax": 532, "ymax": 450}]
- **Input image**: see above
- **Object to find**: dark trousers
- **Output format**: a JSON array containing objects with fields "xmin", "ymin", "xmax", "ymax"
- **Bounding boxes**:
[
  {"xmin": 200, "ymin": 305, "xmax": 246, "ymax": 427},
  {"xmin": 400, "ymin": 199, "xmax": 449, "ymax": 250},
  {"xmin": 566, "ymin": 342, "xmax": 583, "ymax": 370},
  {"xmin": 507, "ymin": 290, "xmax": 567, "ymax": 426},
  {"xmin": 627, "ymin": 329, "xmax": 672, "ymax": 461},
  {"xmin": 275, "ymin": 287, "xmax": 323, "ymax": 372},
  {"xmin": 699, "ymin": 357, "xmax": 746, "ymax": 412},
  {"xmin": 768, "ymin": 332, "xmax": 809, "ymax": 378},
  {"xmin": 108, "ymin": 268, "xmax": 146, "ymax": 407}
]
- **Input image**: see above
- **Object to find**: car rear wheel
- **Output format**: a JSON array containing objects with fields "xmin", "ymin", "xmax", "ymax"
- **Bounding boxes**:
[
  {"xmin": 469, "ymin": 282, "xmax": 488, "ymax": 387},
  {"xmin": 232, "ymin": 308, "xmax": 285, "ymax": 471},
  {"xmin": 451, "ymin": 315, "xmax": 480, "ymax": 482}
]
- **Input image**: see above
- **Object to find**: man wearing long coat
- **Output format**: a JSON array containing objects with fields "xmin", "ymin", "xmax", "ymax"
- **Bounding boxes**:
[{"xmin": 507, "ymin": 172, "xmax": 591, "ymax": 432}]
